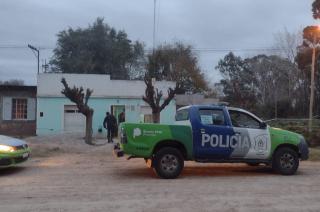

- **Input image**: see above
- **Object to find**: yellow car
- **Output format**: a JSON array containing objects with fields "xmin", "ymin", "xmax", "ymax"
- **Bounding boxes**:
[{"xmin": 0, "ymin": 135, "xmax": 31, "ymax": 167}]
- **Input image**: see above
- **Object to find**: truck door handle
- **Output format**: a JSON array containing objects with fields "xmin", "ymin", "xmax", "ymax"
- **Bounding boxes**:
[
  {"xmin": 235, "ymin": 132, "xmax": 241, "ymax": 135},
  {"xmin": 200, "ymin": 129, "xmax": 206, "ymax": 134}
]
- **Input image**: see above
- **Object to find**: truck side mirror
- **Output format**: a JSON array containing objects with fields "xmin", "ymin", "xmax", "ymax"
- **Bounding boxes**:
[{"xmin": 259, "ymin": 122, "xmax": 267, "ymax": 129}]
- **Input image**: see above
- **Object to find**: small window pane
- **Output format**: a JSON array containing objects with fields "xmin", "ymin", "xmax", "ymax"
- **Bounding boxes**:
[
  {"xmin": 199, "ymin": 109, "xmax": 225, "ymax": 126},
  {"xmin": 229, "ymin": 110, "xmax": 260, "ymax": 129},
  {"xmin": 176, "ymin": 109, "xmax": 189, "ymax": 121}
]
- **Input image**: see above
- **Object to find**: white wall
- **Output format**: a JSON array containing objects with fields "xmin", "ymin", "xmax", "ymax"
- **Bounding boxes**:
[{"xmin": 37, "ymin": 73, "xmax": 176, "ymax": 98}]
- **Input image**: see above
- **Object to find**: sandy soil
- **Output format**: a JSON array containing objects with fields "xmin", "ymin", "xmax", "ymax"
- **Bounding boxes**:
[{"xmin": 0, "ymin": 134, "xmax": 320, "ymax": 212}]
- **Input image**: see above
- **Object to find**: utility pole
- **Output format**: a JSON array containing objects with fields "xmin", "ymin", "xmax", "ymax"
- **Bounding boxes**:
[
  {"xmin": 308, "ymin": 36, "xmax": 316, "ymax": 132},
  {"xmin": 28, "ymin": 44, "xmax": 40, "ymax": 74},
  {"xmin": 153, "ymin": 0, "xmax": 157, "ymax": 53}
]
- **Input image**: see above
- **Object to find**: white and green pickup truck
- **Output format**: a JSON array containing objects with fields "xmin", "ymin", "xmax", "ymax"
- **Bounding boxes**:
[{"xmin": 114, "ymin": 105, "xmax": 309, "ymax": 179}]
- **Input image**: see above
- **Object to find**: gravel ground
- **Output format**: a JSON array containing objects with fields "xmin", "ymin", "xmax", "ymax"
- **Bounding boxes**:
[{"xmin": 0, "ymin": 134, "xmax": 320, "ymax": 212}]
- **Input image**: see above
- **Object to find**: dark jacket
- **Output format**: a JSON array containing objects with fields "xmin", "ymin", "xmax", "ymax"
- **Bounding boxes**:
[{"xmin": 103, "ymin": 114, "xmax": 117, "ymax": 129}]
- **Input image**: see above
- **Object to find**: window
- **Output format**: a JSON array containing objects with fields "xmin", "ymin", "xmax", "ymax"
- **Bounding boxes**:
[
  {"xmin": 175, "ymin": 109, "xmax": 189, "ymax": 121},
  {"xmin": 199, "ymin": 109, "xmax": 225, "ymax": 126},
  {"xmin": 12, "ymin": 98, "xmax": 27, "ymax": 120},
  {"xmin": 229, "ymin": 110, "xmax": 260, "ymax": 129}
]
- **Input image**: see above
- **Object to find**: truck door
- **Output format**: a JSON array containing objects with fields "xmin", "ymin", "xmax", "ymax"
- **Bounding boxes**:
[
  {"xmin": 228, "ymin": 110, "xmax": 271, "ymax": 159},
  {"xmin": 192, "ymin": 108, "xmax": 235, "ymax": 159}
]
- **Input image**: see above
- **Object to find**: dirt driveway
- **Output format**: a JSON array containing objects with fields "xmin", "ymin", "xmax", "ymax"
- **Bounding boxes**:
[{"xmin": 0, "ymin": 135, "xmax": 320, "ymax": 212}]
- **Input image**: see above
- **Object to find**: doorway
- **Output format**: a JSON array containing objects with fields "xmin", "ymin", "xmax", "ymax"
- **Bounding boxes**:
[{"xmin": 111, "ymin": 105, "xmax": 125, "ymax": 124}]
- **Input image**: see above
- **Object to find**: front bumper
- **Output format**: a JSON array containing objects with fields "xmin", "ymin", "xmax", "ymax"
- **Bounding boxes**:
[
  {"xmin": 0, "ymin": 148, "xmax": 31, "ymax": 167},
  {"xmin": 298, "ymin": 139, "xmax": 309, "ymax": 160},
  {"xmin": 113, "ymin": 143, "xmax": 124, "ymax": 158}
]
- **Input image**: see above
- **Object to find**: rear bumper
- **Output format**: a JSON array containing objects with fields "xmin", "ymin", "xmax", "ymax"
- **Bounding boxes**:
[{"xmin": 113, "ymin": 144, "xmax": 124, "ymax": 157}]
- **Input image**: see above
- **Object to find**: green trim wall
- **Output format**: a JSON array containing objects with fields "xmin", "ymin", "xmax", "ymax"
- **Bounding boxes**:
[{"xmin": 36, "ymin": 97, "xmax": 176, "ymax": 135}]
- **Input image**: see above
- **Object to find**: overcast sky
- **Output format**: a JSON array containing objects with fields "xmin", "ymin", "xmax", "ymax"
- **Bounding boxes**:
[{"xmin": 0, "ymin": 0, "xmax": 317, "ymax": 85}]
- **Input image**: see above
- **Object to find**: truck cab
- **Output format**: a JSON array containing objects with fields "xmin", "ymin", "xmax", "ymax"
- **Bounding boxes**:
[
  {"xmin": 115, "ymin": 105, "xmax": 309, "ymax": 179},
  {"xmin": 176, "ymin": 105, "xmax": 270, "ymax": 161}
]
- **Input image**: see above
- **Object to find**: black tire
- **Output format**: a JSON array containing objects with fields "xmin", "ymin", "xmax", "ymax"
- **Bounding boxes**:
[
  {"xmin": 246, "ymin": 162, "xmax": 260, "ymax": 166},
  {"xmin": 153, "ymin": 147, "xmax": 184, "ymax": 179},
  {"xmin": 272, "ymin": 147, "xmax": 299, "ymax": 175}
]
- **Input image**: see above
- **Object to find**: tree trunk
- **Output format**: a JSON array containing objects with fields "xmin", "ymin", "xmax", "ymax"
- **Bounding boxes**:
[
  {"xmin": 85, "ymin": 111, "xmax": 93, "ymax": 145},
  {"xmin": 152, "ymin": 112, "xmax": 160, "ymax": 123}
]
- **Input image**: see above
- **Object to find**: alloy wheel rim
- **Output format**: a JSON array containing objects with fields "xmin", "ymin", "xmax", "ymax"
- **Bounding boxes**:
[
  {"xmin": 160, "ymin": 154, "xmax": 179, "ymax": 173},
  {"xmin": 279, "ymin": 153, "xmax": 295, "ymax": 169}
]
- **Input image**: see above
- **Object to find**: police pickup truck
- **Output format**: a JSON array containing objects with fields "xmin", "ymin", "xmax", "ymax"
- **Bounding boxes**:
[{"xmin": 114, "ymin": 105, "xmax": 309, "ymax": 179}]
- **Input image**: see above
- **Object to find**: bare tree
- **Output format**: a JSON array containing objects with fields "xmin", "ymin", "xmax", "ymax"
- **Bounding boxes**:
[
  {"xmin": 273, "ymin": 28, "xmax": 302, "ymax": 64},
  {"xmin": 273, "ymin": 28, "xmax": 305, "ymax": 104},
  {"xmin": 61, "ymin": 78, "xmax": 94, "ymax": 145},
  {"xmin": 142, "ymin": 75, "xmax": 181, "ymax": 123}
]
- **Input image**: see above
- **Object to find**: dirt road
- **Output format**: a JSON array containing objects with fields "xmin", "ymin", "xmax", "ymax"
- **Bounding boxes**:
[{"xmin": 0, "ymin": 135, "xmax": 320, "ymax": 212}]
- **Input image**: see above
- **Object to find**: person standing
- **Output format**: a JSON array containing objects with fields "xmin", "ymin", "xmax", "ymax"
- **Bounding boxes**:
[
  {"xmin": 110, "ymin": 113, "xmax": 118, "ymax": 140},
  {"xmin": 103, "ymin": 112, "xmax": 113, "ymax": 143},
  {"xmin": 118, "ymin": 110, "xmax": 125, "ymax": 124}
]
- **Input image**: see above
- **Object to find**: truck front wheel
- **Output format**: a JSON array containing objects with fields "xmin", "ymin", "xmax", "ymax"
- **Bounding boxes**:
[
  {"xmin": 272, "ymin": 147, "xmax": 299, "ymax": 175},
  {"xmin": 153, "ymin": 147, "xmax": 184, "ymax": 179}
]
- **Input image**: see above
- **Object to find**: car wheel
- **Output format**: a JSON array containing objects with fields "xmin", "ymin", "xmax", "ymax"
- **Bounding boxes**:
[
  {"xmin": 153, "ymin": 147, "xmax": 184, "ymax": 179},
  {"xmin": 272, "ymin": 147, "xmax": 299, "ymax": 175}
]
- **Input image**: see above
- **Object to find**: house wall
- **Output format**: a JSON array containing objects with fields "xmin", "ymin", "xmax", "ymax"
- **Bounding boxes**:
[
  {"xmin": 37, "ymin": 73, "xmax": 175, "ymax": 98},
  {"xmin": 37, "ymin": 73, "xmax": 177, "ymax": 136},
  {"xmin": 0, "ymin": 87, "xmax": 36, "ymax": 136},
  {"xmin": 36, "ymin": 97, "xmax": 176, "ymax": 135}
]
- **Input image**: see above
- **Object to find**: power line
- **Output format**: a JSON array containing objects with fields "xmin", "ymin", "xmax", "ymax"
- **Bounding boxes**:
[
  {"xmin": 0, "ymin": 44, "xmax": 284, "ymax": 54},
  {"xmin": 153, "ymin": 0, "xmax": 157, "ymax": 52},
  {"xmin": 146, "ymin": 47, "xmax": 284, "ymax": 53},
  {"xmin": 0, "ymin": 45, "xmax": 54, "ymax": 50}
]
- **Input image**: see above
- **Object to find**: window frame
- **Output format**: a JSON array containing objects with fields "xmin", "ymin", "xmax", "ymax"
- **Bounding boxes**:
[{"xmin": 12, "ymin": 98, "xmax": 28, "ymax": 120}]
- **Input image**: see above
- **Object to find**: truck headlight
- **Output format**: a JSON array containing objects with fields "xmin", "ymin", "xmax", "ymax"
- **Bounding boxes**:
[{"xmin": 0, "ymin": 145, "xmax": 15, "ymax": 152}]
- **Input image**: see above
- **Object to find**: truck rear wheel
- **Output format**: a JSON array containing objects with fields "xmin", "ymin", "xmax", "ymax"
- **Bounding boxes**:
[
  {"xmin": 246, "ymin": 162, "xmax": 260, "ymax": 166},
  {"xmin": 272, "ymin": 147, "xmax": 299, "ymax": 175},
  {"xmin": 153, "ymin": 147, "xmax": 184, "ymax": 179}
]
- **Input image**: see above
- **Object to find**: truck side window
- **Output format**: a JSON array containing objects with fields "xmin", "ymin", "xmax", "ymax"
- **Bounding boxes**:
[
  {"xmin": 176, "ymin": 109, "xmax": 189, "ymax": 121},
  {"xmin": 229, "ymin": 110, "xmax": 260, "ymax": 129},
  {"xmin": 199, "ymin": 109, "xmax": 225, "ymax": 126}
]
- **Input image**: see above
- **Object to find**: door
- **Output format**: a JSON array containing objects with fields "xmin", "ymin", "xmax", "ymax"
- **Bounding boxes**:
[
  {"xmin": 64, "ymin": 105, "xmax": 85, "ymax": 132},
  {"xmin": 228, "ymin": 110, "xmax": 271, "ymax": 159},
  {"xmin": 192, "ymin": 108, "xmax": 235, "ymax": 159}
]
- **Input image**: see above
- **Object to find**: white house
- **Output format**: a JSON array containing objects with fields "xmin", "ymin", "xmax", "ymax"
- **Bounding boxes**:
[{"xmin": 36, "ymin": 73, "xmax": 176, "ymax": 135}]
